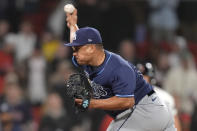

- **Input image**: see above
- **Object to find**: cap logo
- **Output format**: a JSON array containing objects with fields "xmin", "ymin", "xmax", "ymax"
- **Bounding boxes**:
[
  {"xmin": 88, "ymin": 39, "xmax": 92, "ymax": 42},
  {"xmin": 64, "ymin": 27, "xmax": 102, "ymax": 47},
  {"xmin": 73, "ymin": 33, "xmax": 77, "ymax": 40}
]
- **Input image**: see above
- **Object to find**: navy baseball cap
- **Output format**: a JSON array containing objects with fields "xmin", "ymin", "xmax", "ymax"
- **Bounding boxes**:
[{"xmin": 64, "ymin": 27, "xmax": 102, "ymax": 46}]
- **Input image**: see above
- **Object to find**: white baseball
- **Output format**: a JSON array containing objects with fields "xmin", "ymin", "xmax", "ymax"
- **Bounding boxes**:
[{"xmin": 64, "ymin": 4, "xmax": 75, "ymax": 13}]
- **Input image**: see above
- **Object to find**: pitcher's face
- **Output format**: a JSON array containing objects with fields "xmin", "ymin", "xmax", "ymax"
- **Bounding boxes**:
[{"xmin": 72, "ymin": 44, "xmax": 94, "ymax": 65}]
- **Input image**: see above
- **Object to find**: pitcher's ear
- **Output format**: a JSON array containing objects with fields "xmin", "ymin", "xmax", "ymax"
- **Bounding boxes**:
[{"xmin": 86, "ymin": 44, "xmax": 96, "ymax": 53}]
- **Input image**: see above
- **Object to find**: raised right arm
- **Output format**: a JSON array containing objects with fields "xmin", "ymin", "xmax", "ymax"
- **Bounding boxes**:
[{"xmin": 66, "ymin": 9, "xmax": 79, "ymax": 42}]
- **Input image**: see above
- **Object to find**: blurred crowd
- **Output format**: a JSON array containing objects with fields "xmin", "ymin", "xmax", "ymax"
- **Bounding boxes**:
[{"xmin": 0, "ymin": 0, "xmax": 197, "ymax": 131}]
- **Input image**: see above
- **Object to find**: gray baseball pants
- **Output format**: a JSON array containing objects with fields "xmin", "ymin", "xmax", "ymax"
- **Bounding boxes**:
[{"xmin": 107, "ymin": 92, "xmax": 176, "ymax": 131}]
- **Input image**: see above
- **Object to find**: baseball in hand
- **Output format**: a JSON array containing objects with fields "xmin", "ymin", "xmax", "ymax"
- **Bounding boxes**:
[{"xmin": 64, "ymin": 4, "xmax": 75, "ymax": 13}]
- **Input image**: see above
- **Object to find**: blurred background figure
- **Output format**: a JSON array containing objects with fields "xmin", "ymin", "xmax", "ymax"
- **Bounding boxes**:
[
  {"xmin": 47, "ymin": 0, "xmax": 70, "ymax": 39},
  {"xmin": 12, "ymin": 21, "xmax": 37, "ymax": 64},
  {"xmin": 154, "ymin": 51, "xmax": 170, "ymax": 87},
  {"xmin": 49, "ymin": 60, "xmax": 74, "ymax": 90},
  {"xmin": 118, "ymin": 39, "xmax": 138, "ymax": 64},
  {"xmin": 0, "ymin": 20, "xmax": 10, "ymax": 48},
  {"xmin": 0, "ymin": 42, "xmax": 14, "ymax": 95},
  {"xmin": 49, "ymin": 60, "xmax": 75, "ymax": 114},
  {"xmin": 41, "ymin": 30, "xmax": 61, "ymax": 63},
  {"xmin": 168, "ymin": 36, "xmax": 188, "ymax": 68},
  {"xmin": 27, "ymin": 48, "xmax": 47, "ymax": 106},
  {"xmin": 39, "ymin": 92, "xmax": 71, "ymax": 131},
  {"xmin": 148, "ymin": 0, "xmax": 179, "ymax": 45},
  {"xmin": 136, "ymin": 62, "xmax": 182, "ymax": 131},
  {"xmin": 0, "ymin": 75, "xmax": 33, "ymax": 131},
  {"xmin": 50, "ymin": 44, "xmax": 71, "ymax": 73},
  {"xmin": 163, "ymin": 51, "xmax": 197, "ymax": 131}
]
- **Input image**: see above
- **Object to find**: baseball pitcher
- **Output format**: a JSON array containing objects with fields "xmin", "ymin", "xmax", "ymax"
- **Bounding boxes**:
[{"xmin": 64, "ymin": 7, "xmax": 176, "ymax": 131}]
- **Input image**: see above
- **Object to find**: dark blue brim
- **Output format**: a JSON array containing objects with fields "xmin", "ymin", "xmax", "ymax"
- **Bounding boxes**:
[{"xmin": 64, "ymin": 42, "xmax": 83, "ymax": 46}]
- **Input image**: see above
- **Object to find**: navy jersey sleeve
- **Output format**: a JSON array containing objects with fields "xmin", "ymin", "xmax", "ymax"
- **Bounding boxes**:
[{"xmin": 110, "ymin": 66, "xmax": 136, "ymax": 97}]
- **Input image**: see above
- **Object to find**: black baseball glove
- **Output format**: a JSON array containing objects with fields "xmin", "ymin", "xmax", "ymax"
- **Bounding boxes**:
[{"xmin": 65, "ymin": 73, "xmax": 93, "ymax": 113}]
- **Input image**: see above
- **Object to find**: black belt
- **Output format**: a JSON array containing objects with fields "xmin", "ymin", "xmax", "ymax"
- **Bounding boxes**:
[{"xmin": 147, "ymin": 90, "xmax": 155, "ymax": 96}]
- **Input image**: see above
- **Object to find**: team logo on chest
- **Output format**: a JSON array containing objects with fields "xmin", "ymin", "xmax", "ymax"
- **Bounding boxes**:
[{"xmin": 90, "ymin": 81, "xmax": 107, "ymax": 99}]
